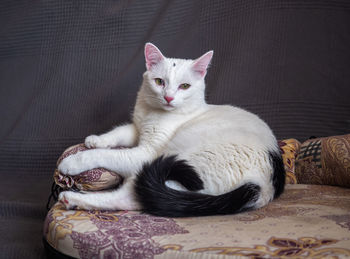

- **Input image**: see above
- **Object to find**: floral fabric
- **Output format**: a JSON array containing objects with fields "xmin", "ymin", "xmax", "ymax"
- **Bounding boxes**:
[
  {"xmin": 54, "ymin": 144, "xmax": 123, "ymax": 191},
  {"xmin": 44, "ymin": 184, "xmax": 350, "ymax": 259},
  {"xmin": 295, "ymin": 134, "xmax": 350, "ymax": 188},
  {"xmin": 278, "ymin": 139, "xmax": 301, "ymax": 184}
]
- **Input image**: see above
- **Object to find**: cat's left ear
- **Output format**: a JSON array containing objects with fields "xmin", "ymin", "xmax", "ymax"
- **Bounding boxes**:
[
  {"xmin": 145, "ymin": 43, "xmax": 165, "ymax": 70},
  {"xmin": 192, "ymin": 50, "xmax": 214, "ymax": 77}
]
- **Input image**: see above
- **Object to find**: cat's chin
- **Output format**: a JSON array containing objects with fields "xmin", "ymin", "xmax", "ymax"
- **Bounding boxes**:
[{"xmin": 162, "ymin": 104, "xmax": 176, "ymax": 111}]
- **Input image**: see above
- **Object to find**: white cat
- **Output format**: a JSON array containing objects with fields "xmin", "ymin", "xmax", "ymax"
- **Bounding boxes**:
[{"xmin": 58, "ymin": 43, "xmax": 285, "ymax": 217}]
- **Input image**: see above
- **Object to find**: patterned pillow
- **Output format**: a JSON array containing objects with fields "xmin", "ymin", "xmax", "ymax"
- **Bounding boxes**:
[
  {"xmin": 295, "ymin": 134, "xmax": 350, "ymax": 188},
  {"xmin": 55, "ymin": 139, "xmax": 300, "ymax": 192},
  {"xmin": 278, "ymin": 139, "xmax": 301, "ymax": 184},
  {"xmin": 55, "ymin": 144, "xmax": 123, "ymax": 191}
]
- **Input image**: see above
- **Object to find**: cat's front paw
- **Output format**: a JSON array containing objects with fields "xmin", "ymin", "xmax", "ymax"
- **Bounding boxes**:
[
  {"xmin": 58, "ymin": 191, "xmax": 86, "ymax": 210},
  {"xmin": 58, "ymin": 152, "xmax": 91, "ymax": 175},
  {"xmin": 59, "ymin": 191, "xmax": 76, "ymax": 210},
  {"xmin": 85, "ymin": 135, "xmax": 112, "ymax": 149}
]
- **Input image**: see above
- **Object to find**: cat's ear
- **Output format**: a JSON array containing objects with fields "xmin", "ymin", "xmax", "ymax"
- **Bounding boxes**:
[
  {"xmin": 144, "ymin": 43, "xmax": 165, "ymax": 70},
  {"xmin": 192, "ymin": 50, "xmax": 214, "ymax": 77}
]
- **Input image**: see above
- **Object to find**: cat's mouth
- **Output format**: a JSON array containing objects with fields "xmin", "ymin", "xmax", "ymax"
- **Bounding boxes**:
[{"xmin": 163, "ymin": 103, "xmax": 175, "ymax": 109}]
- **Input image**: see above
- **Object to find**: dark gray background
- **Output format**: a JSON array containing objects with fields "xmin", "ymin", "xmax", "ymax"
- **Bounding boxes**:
[{"xmin": 0, "ymin": 1, "xmax": 349, "ymax": 258}]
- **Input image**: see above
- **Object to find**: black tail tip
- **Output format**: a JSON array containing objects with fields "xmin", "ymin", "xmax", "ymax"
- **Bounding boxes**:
[{"xmin": 269, "ymin": 151, "xmax": 286, "ymax": 199}]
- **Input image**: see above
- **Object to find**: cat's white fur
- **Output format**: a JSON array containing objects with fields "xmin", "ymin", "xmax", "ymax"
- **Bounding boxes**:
[{"xmin": 58, "ymin": 43, "xmax": 280, "ymax": 212}]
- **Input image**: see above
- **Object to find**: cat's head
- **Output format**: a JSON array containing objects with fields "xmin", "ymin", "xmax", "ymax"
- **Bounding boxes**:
[{"xmin": 140, "ymin": 43, "xmax": 213, "ymax": 112}]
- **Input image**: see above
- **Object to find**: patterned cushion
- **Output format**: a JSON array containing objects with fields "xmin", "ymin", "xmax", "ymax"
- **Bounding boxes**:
[
  {"xmin": 278, "ymin": 139, "xmax": 301, "ymax": 184},
  {"xmin": 55, "ymin": 144, "xmax": 123, "ymax": 191},
  {"xmin": 295, "ymin": 134, "xmax": 350, "ymax": 188},
  {"xmin": 54, "ymin": 139, "xmax": 300, "ymax": 192},
  {"xmin": 43, "ymin": 184, "xmax": 350, "ymax": 258}
]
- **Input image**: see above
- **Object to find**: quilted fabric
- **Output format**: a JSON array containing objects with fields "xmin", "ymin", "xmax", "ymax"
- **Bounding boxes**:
[
  {"xmin": 43, "ymin": 184, "xmax": 350, "ymax": 258},
  {"xmin": 295, "ymin": 134, "xmax": 350, "ymax": 188}
]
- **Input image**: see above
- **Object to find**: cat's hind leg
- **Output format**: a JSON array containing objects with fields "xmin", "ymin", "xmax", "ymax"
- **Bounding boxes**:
[{"xmin": 58, "ymin": 177, "xmax": 140, "ymax": 211}]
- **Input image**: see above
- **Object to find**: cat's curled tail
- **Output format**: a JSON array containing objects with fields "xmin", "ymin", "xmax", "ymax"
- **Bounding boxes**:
[{"xmin": 134, "ymin": 156, "xmax": 262, "ymax": 217}]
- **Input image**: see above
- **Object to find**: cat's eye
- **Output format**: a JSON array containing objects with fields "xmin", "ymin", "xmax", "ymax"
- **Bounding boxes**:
[
  {"xmin": 154, "ymin": 78, "xmax": 164, "ymax": 86},
  {"xmin": 179, "ymin": 83, "xmax": 191, "ymax": 90}
]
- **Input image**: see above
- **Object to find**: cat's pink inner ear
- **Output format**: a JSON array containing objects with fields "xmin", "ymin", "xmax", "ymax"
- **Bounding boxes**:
[
  {"xmin": 145, "ymin": 43, "xmax": 164, "ymax": 70},
  {"xmin": 192, "ymin": 51, "xmax": 214, "ymax": 77}
]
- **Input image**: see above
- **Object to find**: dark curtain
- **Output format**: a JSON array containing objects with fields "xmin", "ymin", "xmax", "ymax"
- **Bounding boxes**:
[{"xmin": 0, "ymin": 1, "xmax": 349, "ymax": 258}]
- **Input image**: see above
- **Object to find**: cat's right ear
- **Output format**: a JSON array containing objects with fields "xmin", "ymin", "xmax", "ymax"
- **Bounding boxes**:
[
  {"xmin": 192, "ymin": 50, "xmax": 214, "ymax": 77},
  {"xmin": 145, "ymin": 43, "xmax": 164, "ymax": 70}
]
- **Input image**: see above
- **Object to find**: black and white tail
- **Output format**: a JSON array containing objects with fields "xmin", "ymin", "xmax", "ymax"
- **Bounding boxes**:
[
  {"xmin": 134, "ymin": 156, "xmax": 273, "ymax": 217},
  {"xmin": 269, "ymin": 151, "xmax": 286, "ymax": 199}
]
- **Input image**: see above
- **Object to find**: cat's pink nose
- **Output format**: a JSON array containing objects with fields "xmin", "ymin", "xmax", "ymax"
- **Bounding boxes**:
[{"xmin": 164, "ymin": 96, "xmax": 174, "ymax": 103}]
